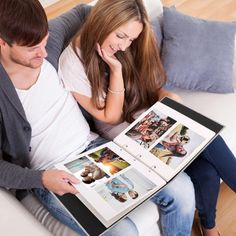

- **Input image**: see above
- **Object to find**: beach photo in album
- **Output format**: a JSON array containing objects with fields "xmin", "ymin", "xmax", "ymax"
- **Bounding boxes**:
[
  {"xmin": 88, "ymin": 147, "xmax": 130, "ymax": 175},
  {"xmin": 94, "ymin": 168, "xmax": 156, "ymax": 211},
  {"xmin": 64, "ymin": 156, "xmax": 109, "ymax": 186},
  {"xmin": 150, "ymin": 124, "xmax": 205, "ymax": 169},
  {"xmin": 125, "ymin": 110, "xmax": 176, "ymax": 149}
]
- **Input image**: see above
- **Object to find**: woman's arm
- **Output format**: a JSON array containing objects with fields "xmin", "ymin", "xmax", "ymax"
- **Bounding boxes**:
[
  {"xmin": 59, "ymin": 44, "xmax": 124, "ymax": 124},
  {"xmin": 76, "ymin": 44, "xmax": 125, "ymax": 124},
  {"xmin": 73, "ymin": 84, "xmax": 124, "ymax": 124},
  {"xmin": 72, "ymin": 67, "xmax": 125, "ymax": 124},
  {"xmin": 72, "ymin": 61, "xmax": 125, "ymax": 124}
]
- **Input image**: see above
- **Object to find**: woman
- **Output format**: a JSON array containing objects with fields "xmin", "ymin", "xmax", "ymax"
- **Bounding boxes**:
[{"xmin": 59, "ymin": 0, "xmax": 236, "ymax": 235}]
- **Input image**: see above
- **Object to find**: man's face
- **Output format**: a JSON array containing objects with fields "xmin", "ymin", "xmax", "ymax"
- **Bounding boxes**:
[{"xmin": 0, "ymin": 34, "xmax": 49, "ymax": 69}]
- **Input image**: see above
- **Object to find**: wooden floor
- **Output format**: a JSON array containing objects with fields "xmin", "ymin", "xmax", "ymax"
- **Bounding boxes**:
[
  {"xmin": 191, "ymin": 183, "xmax": 236, "ymax": 236},
  {"xmin": 46, "ymin": 0, "xmax": 91, "ymax": 19},
  {"xmin": 46, "ymin": 0, "xmax": 236, "ymax": 21},
  {"xmin": 45, "ymin": 0, "xmax": 236, "ymax": 235},
  {"xmin": 162, "ymin": 0, "xmax": 236, "ymax": 21}
]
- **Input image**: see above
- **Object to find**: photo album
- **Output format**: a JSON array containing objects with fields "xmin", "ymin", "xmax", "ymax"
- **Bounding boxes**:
[{"xmin": 54, "ymin": 97, "xmax": 223, "ymax": 236}]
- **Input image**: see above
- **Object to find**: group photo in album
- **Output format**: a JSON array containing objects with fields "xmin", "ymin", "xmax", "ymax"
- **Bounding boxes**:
[
  {"xmin": 55, "ymin": 97, "xmax": 224, "ymax": 236},
  {"xmin": 124, "ymin": 107, "xmax": 206, "ymax": 169},
  {"xmin": 150, "ymin": 124, "xmax": 205, "ymax": 169},
  {"xmin": 125, "ymin": 110, "xmax": 176, "ymax": 149}
]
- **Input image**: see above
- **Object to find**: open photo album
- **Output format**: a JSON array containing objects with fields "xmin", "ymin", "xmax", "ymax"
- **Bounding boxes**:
[{"xmin": 55, "ymin": 97, "xmax": 224, "ymax": 236}]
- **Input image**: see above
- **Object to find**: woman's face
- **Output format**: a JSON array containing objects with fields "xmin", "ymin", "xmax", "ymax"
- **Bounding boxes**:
[{"xmin": 101, "ymin": 20, "xmax": 143, "ymax": 56}]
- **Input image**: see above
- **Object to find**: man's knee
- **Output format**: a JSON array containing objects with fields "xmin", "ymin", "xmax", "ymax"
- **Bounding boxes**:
[
  {"xmin": 104, "ymin": 217, "xmax": 138, "ymax": 236},
  {"xmin": 152, "ymin": 173, "xmax": 195, "ymax": 214}
]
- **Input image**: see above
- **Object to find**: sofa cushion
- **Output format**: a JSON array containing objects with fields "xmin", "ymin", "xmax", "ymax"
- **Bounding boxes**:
[
  {"xmin": 170, "ymin": 87, "xmax": 236, "ymax": 156},
  {"xmin": 0, "ymin": 188, "xmax": 52, "ymax": 236},
  {"xmin": 151, "ymin": 18, "xmax": 163, "ymax": 47},
  {"xmin": 161, "ymin": 7, "xmax": 236, "ymax": 94},
  {"xmin": 233, "ymin": 36, "xmax": 236, "ymax": 88}
]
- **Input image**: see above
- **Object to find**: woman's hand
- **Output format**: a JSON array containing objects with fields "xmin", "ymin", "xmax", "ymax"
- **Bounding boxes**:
[{"xmin": 96, "ymin": 43, "xmax": 122, "ymax": 73}]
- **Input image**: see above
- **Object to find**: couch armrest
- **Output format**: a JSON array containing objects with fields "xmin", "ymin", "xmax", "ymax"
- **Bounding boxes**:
[{"xmin": 0, "ymin": 188, "xmax": 52, "ymax": 236}]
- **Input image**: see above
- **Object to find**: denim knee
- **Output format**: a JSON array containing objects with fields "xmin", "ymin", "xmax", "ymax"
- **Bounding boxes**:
[
  {"xmin": 151, "ymin": 173, "xmax": 195, "ymax": 236},
  {"xmin": 104, "ymin": 217, "xmax": 138, "ymax": 236},
  {"xmin": 152, "ymin": 172, "xmax": 195, "ymax": 214}
]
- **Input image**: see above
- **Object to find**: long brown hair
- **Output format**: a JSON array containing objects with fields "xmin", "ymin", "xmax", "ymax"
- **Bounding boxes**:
[{"xmin": 73, "ymin": 0, "xmax": 166, "ymax": 122}]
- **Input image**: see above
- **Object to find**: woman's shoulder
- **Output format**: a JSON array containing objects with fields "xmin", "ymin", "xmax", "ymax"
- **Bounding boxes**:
[
  {"xmin": 59, "ymin": 44, "xmax": 86, "ymax": 77},
  {"xmin": 60, "ymin": 44, "xmax": 82, "ymax": 65}
]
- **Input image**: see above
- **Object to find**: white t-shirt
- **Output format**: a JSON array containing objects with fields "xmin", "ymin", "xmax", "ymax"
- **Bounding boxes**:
[
  {"xmin": 59, "ymin": 44, "xmax": 92, "ymax": 98},
  {"xmin": 16, "ymin": 60, "xmax": 97, "ymax": 170}
]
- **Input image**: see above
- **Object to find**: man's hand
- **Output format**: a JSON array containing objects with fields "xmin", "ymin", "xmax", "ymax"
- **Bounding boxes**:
[{"xmin": 42, "ymin": 169, "xmax": 80, "ymax": 196}]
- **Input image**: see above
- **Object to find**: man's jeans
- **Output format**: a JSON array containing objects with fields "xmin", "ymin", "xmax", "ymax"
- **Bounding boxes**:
[
  {"xmin": 34, "ymin": 172, "xmax": 195, "ymax": 236},
  {"xmin": 34, "ymin": 137, "xmax": 195, "ymax": 236}
]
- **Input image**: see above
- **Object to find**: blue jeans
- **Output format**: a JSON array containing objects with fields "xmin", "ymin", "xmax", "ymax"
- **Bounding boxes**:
[
  {"xmin": 34, "ymin": 137, "xmax": 195, "ymax": 236},
  {"xmin": 34, "ymin": 173, "xmax": 195, "ymax": 236},
  {"xmin": 185, "ymin": 135, "xmax": 236, "ymax": 229}
]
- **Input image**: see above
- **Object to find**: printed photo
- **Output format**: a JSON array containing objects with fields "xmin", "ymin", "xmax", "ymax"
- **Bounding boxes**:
[
  {"xmin": 94, "ymin": 168, "xmax": 156, "ymax": 211},
  {"xmin": 64, "ymin": 156, "xmax": 109, "ymax": 186},
  {"xmin": 150, "ymin": 124, "xmax": 205, "ymax": 169},
  {"xmin": 88, "ymin": 147, "xmax": 130, "ymax": 175},
  {"xmin": 125, "ymin": 110, "xmax": 176, "ymax": 149}
]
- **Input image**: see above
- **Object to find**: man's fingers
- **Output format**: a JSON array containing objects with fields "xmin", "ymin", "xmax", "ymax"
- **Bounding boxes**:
[
  {"xmin": 65, "ymin": 184, "xmax": 79, "ymax": 195},
  {"xmin": 60, "ymin": 182, "xmax": 79, "ymax": 195},
  {"xmin": 63, "ymin": 172, "xmax": 80, "ymax": 184}
]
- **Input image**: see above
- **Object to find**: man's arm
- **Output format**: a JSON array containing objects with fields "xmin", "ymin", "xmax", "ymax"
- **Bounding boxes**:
[
  {"xmin": 46, "ymin": 4, "xmax": 91, "ymax": 70},
  {"xmin": 0, "ymin": 159, "xmax": 43, "ymax": 189}
]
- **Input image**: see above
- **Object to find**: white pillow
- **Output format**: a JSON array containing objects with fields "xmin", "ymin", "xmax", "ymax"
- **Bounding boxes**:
[{"xmin": 143, "ymin": 0, "xmax": 163, "ymax": 20}]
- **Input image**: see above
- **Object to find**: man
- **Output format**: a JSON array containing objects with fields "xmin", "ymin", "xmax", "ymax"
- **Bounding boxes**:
[{"xmin": 0, "ymin": 0, "xmax": 195, "ymax": 235}]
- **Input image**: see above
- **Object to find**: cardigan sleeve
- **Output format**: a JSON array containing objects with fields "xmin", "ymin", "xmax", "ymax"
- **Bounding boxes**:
[
  {"xmin": 46, "ymin": 4, "xmax": 91, "ymax": 70},
  {"xmin": 0, "ymin": 115, "xmax": 43, "ymax": 189}
]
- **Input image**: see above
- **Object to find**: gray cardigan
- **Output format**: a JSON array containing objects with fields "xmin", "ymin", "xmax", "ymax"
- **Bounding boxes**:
[{"xmin": 0, "ymin": 4, "xmax": 90, "ymax": 190}]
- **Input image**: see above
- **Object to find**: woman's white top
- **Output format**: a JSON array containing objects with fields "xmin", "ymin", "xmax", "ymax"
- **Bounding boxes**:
[{"xmin": 59, "ymin": 44, "xmax": 92, "ymax": 98}]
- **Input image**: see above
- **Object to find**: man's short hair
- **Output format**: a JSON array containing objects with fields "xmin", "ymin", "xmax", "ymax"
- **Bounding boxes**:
[{"xmin": 0, "ymin": 0, "xmax": 48, "ymax": 46}]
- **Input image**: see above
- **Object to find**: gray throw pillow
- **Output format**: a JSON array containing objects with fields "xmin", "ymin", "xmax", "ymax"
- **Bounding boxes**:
[
  {"xmin": 161, "ymin": 7, "xmax": 236, "ymax": 93},
  {"xmin": 151, "ymin": 16, "xmax": 163, "ymax": 48}
]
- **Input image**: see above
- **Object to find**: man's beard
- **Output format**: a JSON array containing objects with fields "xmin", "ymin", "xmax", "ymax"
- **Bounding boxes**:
[{"xmin": 10, "ymin": 54, "xmax": 43, "ymax": 69}]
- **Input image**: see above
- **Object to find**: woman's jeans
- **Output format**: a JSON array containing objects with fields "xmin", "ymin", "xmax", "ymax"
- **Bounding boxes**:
[
  {"xmin": 185, "ymin": 135, "xmax": 236, "ymax": 229},
  {"xmin": 34, "ymin": 137, "xmax": 196, "ymax": 236}
]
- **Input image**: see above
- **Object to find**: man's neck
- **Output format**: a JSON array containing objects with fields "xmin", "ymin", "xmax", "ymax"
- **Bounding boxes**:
[{"xmin": 0, "ymin": 56, "xmax": 42, "ymax": 90}]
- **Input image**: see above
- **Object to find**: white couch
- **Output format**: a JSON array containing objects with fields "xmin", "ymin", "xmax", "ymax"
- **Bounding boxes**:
[{"xmin": 0, "ymin": 0, "xmax": 235, "ymax": 236}]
